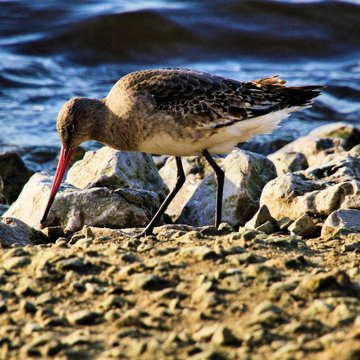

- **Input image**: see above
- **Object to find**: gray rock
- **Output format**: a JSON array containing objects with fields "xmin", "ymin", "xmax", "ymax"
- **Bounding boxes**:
[
  {"xmin": 159, "ymin": 156, "xmax": 217, "ymax": 220},
  {"xmin": 4, "ymin": 173, "xmax": 160, "ymax": 231},
  {"xmin": 268, "ymin": 151, "xmax": 308, "ymax": 175},
  {"xmin": 321, "ymin": 209, "xmax": 360, "ymax": 240},
  {"xmin": 0, "ymin": 217, "xmax": 42, "ymax": 247},
  {"xmin": 256, "ymin": 221, "xmax": 275, "ymax": 235},
  {"xmin": 66, "ymin": 146, "xmax": 168, "ymax": 200},
  {"xmin": 0, "ymin": 152, "xmax": 33, "ymax": 204},
  {"xmin": 260, "ymin": 154, "xmax": 360, "ymax": 221},
  {"xmin": 179, "ymin": 149, "xmax": 276, "ymax": 227},
  {"xmin": 308, "ymin": 122, "xmax": 360, "ymax": 150},
  {"xmin": 288, "ymin": 213, "xmax": 317, "ymax": 237},
  {"xmin": 270, "ymin": 123, "xmax": 358, "ymax": 167},
  {"xmin": 245, "ymin": 205, "xmax": 274, "ymax": 229}
]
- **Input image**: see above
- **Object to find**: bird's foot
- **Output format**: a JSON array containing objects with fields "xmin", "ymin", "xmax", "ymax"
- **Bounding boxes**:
[{"xmin": 134, "ymin": 228, "xmax": 154, "ymax": 239}]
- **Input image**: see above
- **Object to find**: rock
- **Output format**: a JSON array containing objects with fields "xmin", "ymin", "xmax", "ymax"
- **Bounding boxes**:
[
  {"xmin": 268, "ymin": 151, "xmax": 308, "ymax": 175},
  {"xmin": 4, "ymin": 173, "xmax": 160, "ymax": 231},
  {"xmin": 288, "ymin": 213, "xmax": 317, "ymax": 237},
  {"xmin": 308, "ymin": 122, "xmax": 360, "ymax": 150},
  {"xmin": 66, "ymin": 146, "xmax": 168, "ymax": 200},
  {"xmin": 179, "ymin": 246, "xmax": 220, "ymax": 261},
  {"xmin": 179, "ymin": 149, "xmax": 276, "ymax": 227},
  {"xmin": 260, "ymin": 153, "xmax": 360, "ymax": 221},
  {"xmin": 0, "ymin": 152, "xmax": 33, "ymax": 204},
  {"xmin": 255, "ymin": 221, "xmax": 274, "ymax": 234},
  {"xmin": 211, "ymin": 325, "xmax": 239, "ymax": 346},
  {"xmin": 159, "ymin": 156, "xmax": 217, "ymax": 220},
  {"xmin": 270, "ymin": 123, "xmax": 358, "ymax": 167},
  {"xmin": 67, "ymin": 310, "xmax": 102, "ymax": 325},
  {"xmin": 0, "ymin": 217, "xmax": 43, "ymax": 247},
  {"xmin": 321, "ymin": 209, "xmax": 360, "ymax": 240},
  {"xmin": 2, "ymin": 256, "xmax": 31, "ymax": 270},
  {"xmin": 128, "ymin": 274, "xmax": 171, "ymax": 291},
  {"xmin": 245, "ymin": 205, "xmax": 274, "ymax": 229}
]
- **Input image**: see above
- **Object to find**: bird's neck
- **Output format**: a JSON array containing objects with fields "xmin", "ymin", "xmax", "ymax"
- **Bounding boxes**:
[{"xmin": 90, "ymin": 99, "xmax": 137, "ymax": 152}]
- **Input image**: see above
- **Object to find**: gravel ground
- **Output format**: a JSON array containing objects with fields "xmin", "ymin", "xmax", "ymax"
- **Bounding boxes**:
[{"xmin": 1, "ymin": 224, "xmax": 360, "ymax": 359}]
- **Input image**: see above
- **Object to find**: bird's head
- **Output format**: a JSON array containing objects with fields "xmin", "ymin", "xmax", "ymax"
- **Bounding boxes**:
[{"xmin": 40, "ymin": 97, "xmax": 104, "ymax": 228}]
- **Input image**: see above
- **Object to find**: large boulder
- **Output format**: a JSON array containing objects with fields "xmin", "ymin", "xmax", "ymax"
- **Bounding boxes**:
[
  {"xmin": 260, "ymin": 152, "xmax": 360, "ymax": 221},
  {"xmin": 178, "ymin": 149, "xmax": 277, "ymax": 227},
  {"xmin": 159, "ymin": 156, "xmax": 218, "ymax": 220},
  {"xmin": 0, "ymin": 152, "xmax": 33, "ymax": 204},
  {"xmin": 66, "ymin": 147, "xmax": 168, "ymax": 201},
  {"xmin": 270, "ymin": 123, "xmax": 359, "ymax": 167},
  {"xmin": 4, "ymin": 173, "xmax": 160, "ymax": 232}
]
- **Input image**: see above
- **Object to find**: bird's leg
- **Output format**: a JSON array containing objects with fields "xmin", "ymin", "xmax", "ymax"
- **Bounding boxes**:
[
  {"xmin": 202, "ymin": 149, "xmax": 224, "ymax": 228},
  {"xmin": 136, "ymin": 156, "xmax": 186, "ymax": 238}
]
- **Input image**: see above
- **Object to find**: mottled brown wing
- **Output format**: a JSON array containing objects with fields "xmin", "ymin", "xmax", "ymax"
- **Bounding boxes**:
[{"xmin": 124, "ymin": 68, "xmax": 321, "ymax": 129}]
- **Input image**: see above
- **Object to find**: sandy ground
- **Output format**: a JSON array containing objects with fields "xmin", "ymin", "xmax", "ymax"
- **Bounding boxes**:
[{"xmin": 0, "ymin": 224, "xmax": 359, "ymax": 359}]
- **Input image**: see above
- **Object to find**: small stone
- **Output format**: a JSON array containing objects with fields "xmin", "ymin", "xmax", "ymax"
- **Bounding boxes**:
[
  {"xmin": 245, "ymin": 205, "xmax": 273, "ymax": 229},
  {"xmin": 128, "ymin": 273, "xmax": 171, "ymax": 291},
  {"xmin": 277, "ymin": 217, "xmax": 294, "ymax": 230},
  {"xmin": 193, "ymin": 324, "xmax": 218, "ymax": 341},
  {"xmin": 288, "ymin": 214, "xmax": 317, "ymax": 237},
  {"xmin": 211, "ymin": 325, "xmax": 239, "ymax": 345},
  {"xmin": 2, "ymin": 256, "xmax": 31, "ymax": 270},
  {"xmin": 20, "ymin": 300, "xmax": 37, "ymax": 314},
  {"xmin": 67, "ymin": 310, "xmax": 102, "ymax": 325},
  {"xmin": 269, "ymin": 281, "xmax": 299, "ymax": 300},
  {"xmin": 256, "ymin": 221, "xmax": 274, "ymax": 234},
  {"xmin": 179, "ymin": 246, "xmax": 220, "ymax": 261}
]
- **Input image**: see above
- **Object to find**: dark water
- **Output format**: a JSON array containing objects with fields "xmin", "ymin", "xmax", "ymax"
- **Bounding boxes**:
[{"xmin": 1, "ymin": 0, "xmax": 359, "ymax": 170}]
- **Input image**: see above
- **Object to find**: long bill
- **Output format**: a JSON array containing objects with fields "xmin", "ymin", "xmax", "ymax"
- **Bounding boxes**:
[{"xmin": 40, "ymin": 144, "xmax": 75, "ymax": 228}]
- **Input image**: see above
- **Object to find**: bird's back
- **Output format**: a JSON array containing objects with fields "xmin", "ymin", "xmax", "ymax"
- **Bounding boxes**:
[{"xmin": 108, "ymin": 68, "xmax": 322, "ymax": 155}]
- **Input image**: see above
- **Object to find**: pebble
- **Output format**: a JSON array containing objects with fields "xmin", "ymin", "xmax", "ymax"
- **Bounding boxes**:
[
  {"xmin": 179, "ymin": 246, "xmax": 220, "ymax": 261},
  {"xmin": 288, "ymin": 213, "xmax": 317, "ymax": 237},
  {"xmin": 67, "ymin": 310, "xmax": 102, "ymax": 325},
  {"xmin": 2, "ymin": 256, "xmax": 31, "ymax": 270},
  {"xmin": 211, "ymin": 325, "xmax": 239, "ymax": 346},
  {"xmin": 256, "ymin": 220, "xmax": 275, "ymax": 234},
  {"xmin": 128, "ymin": 273, "xmax": 171, "ymax": 291}
]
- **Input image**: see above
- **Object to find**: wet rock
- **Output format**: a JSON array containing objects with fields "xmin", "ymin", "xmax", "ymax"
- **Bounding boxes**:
[
  {"xmin": 268, "ymin": 151, "xmax": 308, "ymax": 175},
  {"xmin": 179, "ymin": 149, "xmax": 276, "ymax": 227},
  {"xmin": 5, "ymin": 173, "xmax": 160, "ymax": 231},
  {"xmin": 0, "ymin": 217, "xmax": 43, "ymax": 247},
  {"xmin": 66, "ymin": 146, "xmax": 168, "ymax": 200},
  {"xmin": 321, "ymin": 209, "xmax": 360, "ymax": 240},
  {"xmin": 0, "ymin": 152, "xmax": 33, "ymax": 204},
  {"xmin": 260, "ymin": 154, "xmax": 360, "ymax": 221},
  {"xmin": 159, "ymin": 156, "xmax": 217, "ymax": 220},
  {"xmin": 288, "ymin": 213, "xmax": 317, "ymax": 237}
]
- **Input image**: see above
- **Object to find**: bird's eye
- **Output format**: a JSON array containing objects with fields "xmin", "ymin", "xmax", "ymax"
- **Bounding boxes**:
[{"xmin": 66, "ymin": 123, "xmax": 75, "ymax": 134}]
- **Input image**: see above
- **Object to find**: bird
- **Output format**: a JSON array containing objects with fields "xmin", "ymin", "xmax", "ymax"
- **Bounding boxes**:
[{"xmin": 40, "ymin": 68, "xmax": 322, "ymax": 237}]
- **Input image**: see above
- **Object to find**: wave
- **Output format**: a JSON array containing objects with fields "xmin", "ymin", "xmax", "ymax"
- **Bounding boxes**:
[{"xmin": 7, "ymin": 0, "xmax": 359, "ymax": 64}]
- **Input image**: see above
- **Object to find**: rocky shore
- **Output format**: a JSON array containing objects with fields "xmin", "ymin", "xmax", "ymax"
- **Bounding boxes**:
[{"xmin": 0, "ymin": 123, "xmax": 359, "ymax": 359}]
